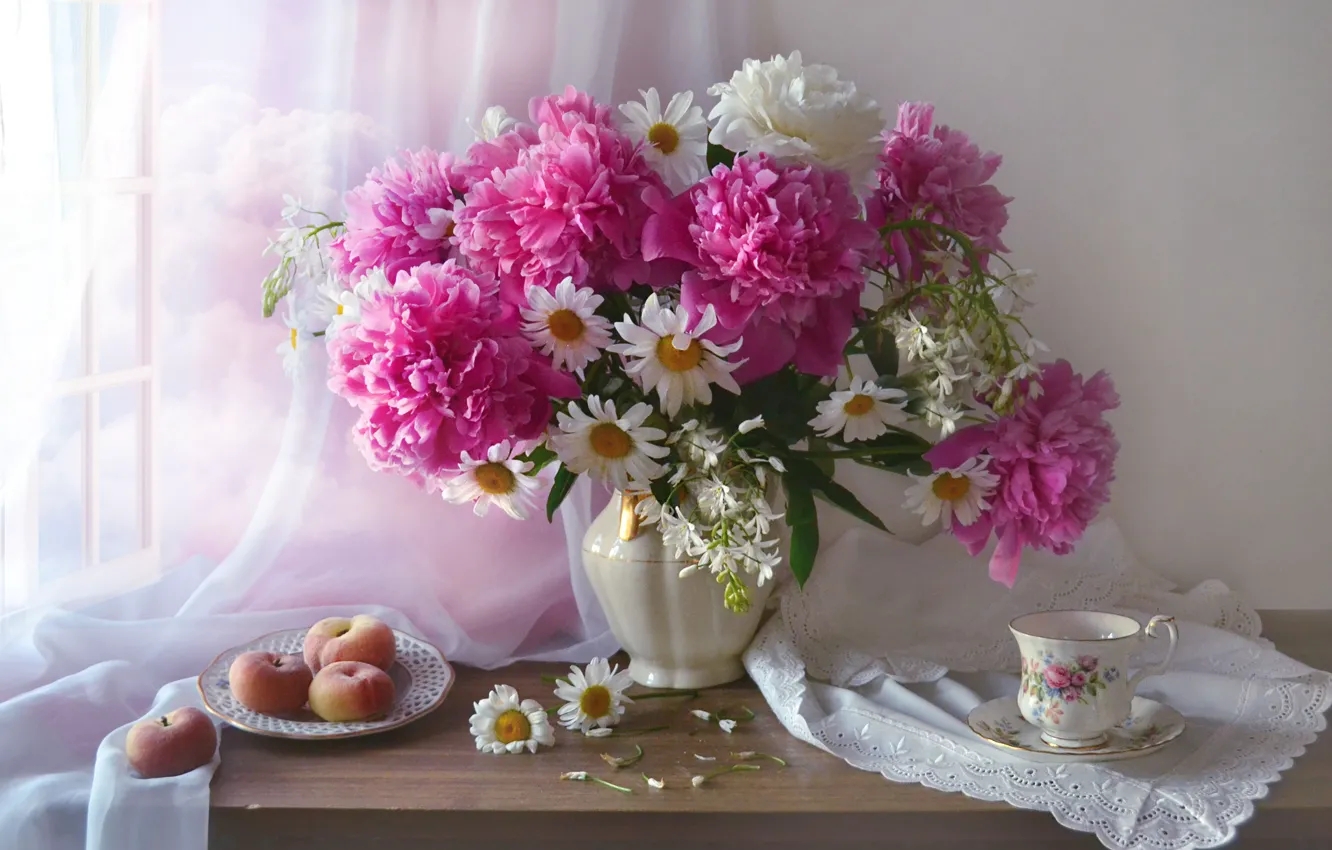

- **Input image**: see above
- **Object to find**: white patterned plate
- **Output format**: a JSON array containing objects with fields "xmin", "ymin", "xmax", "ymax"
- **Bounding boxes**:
[
  {"xmin": 967, "ymin": 696, "xmax": 1185, "ymax": 763},
  {"xmin": 197, "ymin": 627, "xmax": 454, "ymax": 740}
]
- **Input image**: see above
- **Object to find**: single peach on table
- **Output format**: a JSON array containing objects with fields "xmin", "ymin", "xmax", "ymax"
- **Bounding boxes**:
[
  {"xmin": 303, "ymin": 615, "xmax": 396, "ymax": 674},
  {"xmin": 126, "ymin": 706, "xmax": 218, "ymax": 778},
  {"xmin": 228, "ymin": 651, "xmax": 313, "ymax": 715},
  {"xmin": 308, "ymin": 661, "xmax": 396, "ymax": 721}
]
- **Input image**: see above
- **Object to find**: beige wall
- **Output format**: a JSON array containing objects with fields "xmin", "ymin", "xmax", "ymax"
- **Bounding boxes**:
[{"xmin": 757, "ymin": 0, "xmax": 1332, "ymax": 606}]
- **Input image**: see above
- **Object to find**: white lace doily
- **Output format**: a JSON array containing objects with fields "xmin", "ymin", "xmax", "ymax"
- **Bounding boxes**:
[{"xmin": 745, "ymin": 520, "xmax": 1331, "ymax": 850}]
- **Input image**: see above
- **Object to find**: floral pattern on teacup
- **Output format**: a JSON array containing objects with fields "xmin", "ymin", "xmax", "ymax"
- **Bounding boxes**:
[{"xmin": 1020, "ymin": 653, "xmax": 1120, "ymax": 723}]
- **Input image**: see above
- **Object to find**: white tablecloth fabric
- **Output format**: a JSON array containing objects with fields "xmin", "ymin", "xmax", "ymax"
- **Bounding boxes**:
[{"xmin": 745, "ymin": 520, "xmax": 1332, "ymax": 849}]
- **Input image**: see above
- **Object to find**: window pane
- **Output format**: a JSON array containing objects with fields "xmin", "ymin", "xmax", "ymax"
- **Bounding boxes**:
[
  {"xmin": 99, "ymin": 384, "xmax": 144, "ymax": 562},
  {"xmin": 93, "ymin": 194, "xmax": 142, "ymax": 373},
  {"xmin": 91, "ymin": 4, "xmax": 149, "ymax": 179},
  {"xmin": 38, "ymin": 397, "xmax": 86, "ymax": 585},
  {"xmin": 48, "ymin": 3, "xmax": 88, "ymax": 180}
]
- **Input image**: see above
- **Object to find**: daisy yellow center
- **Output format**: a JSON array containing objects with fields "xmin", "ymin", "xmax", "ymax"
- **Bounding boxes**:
[
  {"xmin": 493, "ymin": 709, "xmax": 531, "ymax": 744},
  {"xmin": 473, "ymin": 462, "xmax": 516, "ymax": 495},
  {"xmin": 546, "ymin": 309, "xmax": 585, "ymax": 343},
  {"xmin": 336, "ymin": 303, "xmax": 344, "ymax": 315},
  {"xmin": 647, "ymin": 122, "xmax": 680, "ymax": 154},
  {"xmin": 655, "ymin": 335, "xmax": 703, "ymax": 372},
  {"xmin": 932, "ymin": 473, "xmax": 971, "ymax": 502},
  {"xmin": 579, "ymin": 684, "xmax": 612, "ymax": 719},
  {"xmin": 289, "ymin": 328, "xmax": 298, "ymax": 350},
  {"xmin": 589, "ymin": 423, "xmax": 633, "ymax": 459},
  {"xmin": 842, "ymin": 394, "xmax": 875, "ymax": 416}
]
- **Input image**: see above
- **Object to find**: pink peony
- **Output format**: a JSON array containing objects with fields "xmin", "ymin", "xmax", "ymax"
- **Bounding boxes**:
[
  {"xmin": 642, "ymin": 153, "xmax": 876, "ymax": 382},
  {"xmin": 529, "ymin": 86, "xmax": 615, "ymax": 134},
  {"xmin": 1044, "ymin": 665, "xmax": 1072, "ymax": 689},
  {"xmin": 867, "ymin": 102, "xmax": 1012, "ymax": 281},
  {"xmin": 330, "ymin": 148, "xmax": 467, "ymax": 284},
  {"xmin": 927, "ymin": 360, "xmax": 1120, "ymax": 587},
  {"xmin": 326, "ymin": 260, "xmax": 577, "ymax": 488},
  {"xmin": 453, "ymin": 87, "xmax": 664, "ymax": 305}
]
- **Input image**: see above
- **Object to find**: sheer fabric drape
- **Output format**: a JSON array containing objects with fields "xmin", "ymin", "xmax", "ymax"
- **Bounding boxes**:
[{"xmin": 0, "ymin": 3, "xmax": 753, "ymax": 847}]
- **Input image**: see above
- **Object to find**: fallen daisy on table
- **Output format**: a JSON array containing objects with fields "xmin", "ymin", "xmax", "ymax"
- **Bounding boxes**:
[
  {"xmin": 732, "ymin": 751, "xmax": 788, "ymax": 766},
  {"xmin": 560, "ymin": 770, "xmax": 633, "ymax": 794},
  {"xmin": 553, "ymin": 657, "xmax": 635, "ymax": 735},
  {"xmin": 692, "ymin": 767, "xmax": 756, "ymax": 794},
  {"xmin": 719, "ymin": 719, "xmax": 737, "ymax": 734},
  {"xmin": 600, "ymin": 744, "xmax": 644, "ymax": 769},
  {"xmin": 690, "ymin": 709, "xmax": 713, "ymax": 722},
  {"xmin": 643, "ymin": 775, "xmax": 665, "ymax": 789},
  {"xmin": 693, "ymin": 754, "xmax": 717, "ymax": 761},
  {"xmin": 469, "ymin": 685, "xmax": 555, "ymax": 755}
]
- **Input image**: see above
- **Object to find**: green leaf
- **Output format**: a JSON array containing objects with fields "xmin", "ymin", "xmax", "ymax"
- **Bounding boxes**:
[
  {"xmin": 519, "ymin": 443, "xmax": 557, "ymax": 469},
  {"xmin": 786, "ymin": 456, "xmax": 888, "ymax": 534},
  {"xmin": 546, "ymin": 467, "xmax": 579, "ymax": 522},
  {"xmin": 803, "ymin": 438, "xmax": 836, "ymax": 478},
  {"xmin": 649, "ymin": 478, "xmax": 674, "ymax": 509},
  {"xmin": 862, "ymin": 323, "xmax": 900, "ymax": 380},
  {"xmin": 783, "ymin": 475, "xmax": 818, "ymax": 588},
  {"xmin": 706, "ymin": 142, "xmax": 736, "ymax": 171}
]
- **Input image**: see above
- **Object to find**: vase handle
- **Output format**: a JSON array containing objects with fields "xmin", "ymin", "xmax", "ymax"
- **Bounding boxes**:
[
  {"xmin": 1128, "ymin": 615, "xmax": 1178, "ymax": 692},
  {"xmin": 618, "ymin": 491, "xmax": 651, "ymax": 541}
]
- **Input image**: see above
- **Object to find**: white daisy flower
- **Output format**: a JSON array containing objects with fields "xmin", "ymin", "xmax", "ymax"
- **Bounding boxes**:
[
  {"xmin": 439, "ymin": 440, "xmax": 540, "ymax": 519},
  {"xmin": 276, "ymin": 303, "xmax": 316, "ymax": 378},
  {"xmin": 808, "ymin": 377, "xmax": 909, "ymax": 442},
  {"xmin": 708, "ymin": 51, "xmax": 883, "ymax": 186},
  {"xmin": 520, "ymin": 277, "xmax": 613, "ymax": 376},
  {"xmin": 903, "ymin": 455, "xmax": 999, "ymax": 530},
  {"xmin": 552, "ymin": 397, "xmax": 670, "ymax": 490},
  {"xmin": 610, "ymin": 295, "xmax": 743, "ymax": 417},
  {"xmin": 618, "ymin": 88, "xmax": 708, "ymax": 192},
  {"xmin": 469, "ymin": 684, "xmax": 555, "ymax": 755},
  {"xmin": 470, "ymin": 105, "xmax": 518, "ymax": 141},
  {"xmin": 719, "ymin": 719, "xmax": 737, "ymax": 734},
  {"xmin": 553, "ymin": 657, "xmax": 635, "ymax": 734}
]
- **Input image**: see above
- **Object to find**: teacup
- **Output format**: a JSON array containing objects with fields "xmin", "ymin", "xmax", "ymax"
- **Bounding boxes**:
[{"xmin": 1009, "ymin": 610, "xmax": 1178, "ymax": 749}]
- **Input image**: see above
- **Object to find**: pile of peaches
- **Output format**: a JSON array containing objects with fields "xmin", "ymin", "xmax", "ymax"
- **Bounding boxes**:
[
  {"xmin": 229, "ymin": 614, "xmax": 399, "ymax": 721},
  {"xmin": 125, "ymin": 614, "xmax": 401, "ymax": 779}
]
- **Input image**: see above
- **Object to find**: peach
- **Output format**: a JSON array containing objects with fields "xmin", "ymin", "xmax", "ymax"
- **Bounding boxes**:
[
  {"xmin": 228, "ymin": 651, "xmax": 313, "ymax": 715},
  {"xmin": 303, "ymin": 615, "xmax": 396, "ymax": 673},
  {"xmin": 126, "ymin": 706, "xmax": 218, "ymax": 778},
  {"xmin": 307, "ymin": 661, "xmax": 396, "ymax": 722}
]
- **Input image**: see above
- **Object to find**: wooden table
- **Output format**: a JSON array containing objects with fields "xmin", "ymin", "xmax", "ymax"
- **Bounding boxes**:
[{"xmin": 209, "ymin": 611, "xmax": 1332, "ymax": 849}]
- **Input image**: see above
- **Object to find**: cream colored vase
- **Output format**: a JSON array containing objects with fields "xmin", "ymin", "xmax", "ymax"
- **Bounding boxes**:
[{"xmin": 581, "ymin": 491, "xmax": 775, "ymax": 689}]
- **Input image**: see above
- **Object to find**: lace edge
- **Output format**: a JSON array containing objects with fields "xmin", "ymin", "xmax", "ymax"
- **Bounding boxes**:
[{"xmin": 745, "ymin": 613, "xmax": 1332, "ymax": 850}]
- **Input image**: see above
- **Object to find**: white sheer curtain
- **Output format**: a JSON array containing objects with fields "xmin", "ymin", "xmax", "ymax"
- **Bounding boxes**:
[{"xmin": 0, "ymin": 3, "xmax": 755, "ymax": 847}]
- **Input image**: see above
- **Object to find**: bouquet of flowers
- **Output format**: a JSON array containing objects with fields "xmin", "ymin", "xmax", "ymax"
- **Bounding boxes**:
[{"xmin": 262, "ymin": 52, "xmax": 1119, "ymax": 612}]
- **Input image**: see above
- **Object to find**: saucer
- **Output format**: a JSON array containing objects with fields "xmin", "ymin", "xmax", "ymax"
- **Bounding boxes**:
[
  {"xmin": 967, "ymin": 696, "xmax": 1185, "ymax": 763},
  {"xmin": 198, "ymin": 627, "xmax": 453, "ymax": 740}
]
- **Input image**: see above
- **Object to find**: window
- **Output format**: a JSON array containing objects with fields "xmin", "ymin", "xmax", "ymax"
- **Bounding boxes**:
[{"xmin": 1, "ymin": 0, "xmax": 157, "ymax": 612}]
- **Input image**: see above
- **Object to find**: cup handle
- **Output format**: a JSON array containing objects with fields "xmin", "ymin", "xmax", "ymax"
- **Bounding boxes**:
[{"xmin": 1128, "ymin": 615, "xmax": 1178, "ymax": 691}]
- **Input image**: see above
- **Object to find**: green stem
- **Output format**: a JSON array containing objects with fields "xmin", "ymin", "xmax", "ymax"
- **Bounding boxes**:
[
  {"xmin": 591, "ymin": 777, "xmax": 633, "ymax": 794},
  {"xmin": 733, "ymin": 752, "xmax": 787, "ymax": 766},
  {"xmin": 793, "ymin": 446, "xmax": 923, "ymax": 460},
  {"xmin": 600, "ymin": 744, "xmax": 644, "ymax": 769},
  {"xmin": 718, "ymin": 706, "xmax": 756, "ymax": 722},
  {"xmin": 699, "ymin": 763, "xmax": 762, "ymax": 784}
]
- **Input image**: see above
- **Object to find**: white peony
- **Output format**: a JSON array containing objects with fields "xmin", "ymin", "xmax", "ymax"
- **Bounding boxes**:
[{"xmin": 707, "ymin": 51, "xmax": 884, "ymax": 187}]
